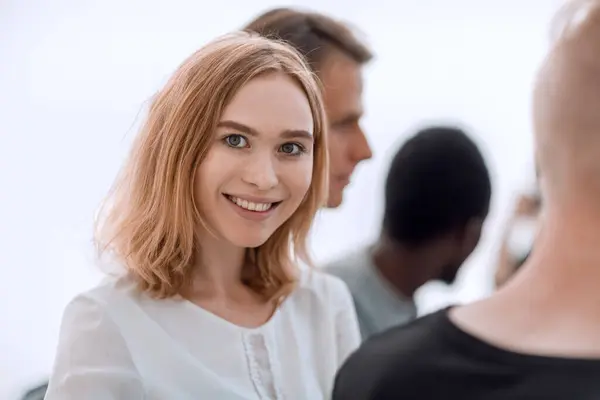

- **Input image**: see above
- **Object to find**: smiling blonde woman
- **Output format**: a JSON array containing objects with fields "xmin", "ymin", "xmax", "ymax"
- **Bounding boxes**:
[{"xmin": 45, "ymin": 32, "xmax": 361, "ymax": 400}]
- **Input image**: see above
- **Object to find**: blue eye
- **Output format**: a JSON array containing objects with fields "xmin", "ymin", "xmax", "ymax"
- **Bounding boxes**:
[
  {"xmin": 280, "ymin": 142, "xmax": 305, "ymax": 155},
  {"xmin": 224, "ymin": 134, "xmax": 248, "ymax": 148}
]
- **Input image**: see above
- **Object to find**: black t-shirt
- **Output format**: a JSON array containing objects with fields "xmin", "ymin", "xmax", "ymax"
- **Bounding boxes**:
[{"xmin": 333, "ymin": 308, "xmax": 600, "ymax": 400}]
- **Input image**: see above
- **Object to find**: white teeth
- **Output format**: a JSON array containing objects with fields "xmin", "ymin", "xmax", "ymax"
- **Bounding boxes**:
[{"xmin": 228, "ymin": 196, "xmax": 273, "ymax": 212}]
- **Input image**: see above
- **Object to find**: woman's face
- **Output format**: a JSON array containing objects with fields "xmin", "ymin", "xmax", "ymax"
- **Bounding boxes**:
[{"xmin": 195, "ymin": 72, "xmax": 315, "ymax": 248}]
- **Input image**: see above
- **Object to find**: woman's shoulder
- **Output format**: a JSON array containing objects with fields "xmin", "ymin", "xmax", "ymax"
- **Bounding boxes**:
[
  {"xmin": 63, "ymin": 274, "xmax": 142, "ymax": 319},
  {"xmin": 292, "ymin": 266, "xmax": 354, "ymax": 307}
]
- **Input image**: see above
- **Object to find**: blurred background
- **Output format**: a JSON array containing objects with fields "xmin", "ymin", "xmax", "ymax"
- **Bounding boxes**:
[{"xmin": 1, "ymin": 0, "xmax": 561, "ymax": 397}]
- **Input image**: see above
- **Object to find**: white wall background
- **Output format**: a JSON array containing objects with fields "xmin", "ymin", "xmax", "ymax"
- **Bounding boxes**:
[{"xmin": 1, "ymin": 0, "xmax": 562, "ymax": 397}]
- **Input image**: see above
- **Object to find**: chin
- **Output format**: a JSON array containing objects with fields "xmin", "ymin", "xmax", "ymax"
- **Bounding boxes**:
[
  {"xmin": 326, "ymin": 191, "xmax": 343, "ymax": 208},
  {"xmin": 227, "ymin": 232, "xmax": 272, "ymax": 249},
  {"xmin": 440, "ymin": 269, "xmax": 459, "ymax": 285}
]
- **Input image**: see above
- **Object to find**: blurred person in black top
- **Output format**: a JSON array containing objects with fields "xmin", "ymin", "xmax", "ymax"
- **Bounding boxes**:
[{"xmin": 333, "ymin": 2, "xmax": 600, "ymax": 398}]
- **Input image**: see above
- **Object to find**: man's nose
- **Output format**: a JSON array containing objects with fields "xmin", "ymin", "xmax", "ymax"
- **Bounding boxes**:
[{"xmin": 351, "ymin": 127, "xmax": 373, "ymax": 162}]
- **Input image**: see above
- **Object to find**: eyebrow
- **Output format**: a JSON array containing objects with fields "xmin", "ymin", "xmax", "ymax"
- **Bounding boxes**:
[{"xmin": 217, "ymin": 120, "xmax": 313, "ymax": 140}]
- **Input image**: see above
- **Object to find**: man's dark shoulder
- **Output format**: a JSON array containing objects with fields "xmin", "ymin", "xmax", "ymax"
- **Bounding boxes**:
[{"xmin": 333, "ymin": 309, "xmax": 450, "ymax": 399}]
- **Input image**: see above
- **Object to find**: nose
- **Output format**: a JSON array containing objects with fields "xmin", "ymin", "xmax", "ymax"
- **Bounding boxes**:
[
  {"xmin": 351, "ymin": 127, "xmax": 373, "ymax": 162},
  {"xmin": 241, "ymin": 154, "xmax": 279, "ymax": 190}
]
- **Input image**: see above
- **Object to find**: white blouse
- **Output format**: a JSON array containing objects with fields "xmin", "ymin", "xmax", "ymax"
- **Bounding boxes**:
[{"xmin": 45, "ymin": 269, "xmax": 361, "ymax": 400}]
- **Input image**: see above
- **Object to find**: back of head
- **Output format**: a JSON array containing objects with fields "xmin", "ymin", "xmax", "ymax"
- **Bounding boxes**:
[
  {"xmin": 383, "ymin": 126, "xmax": 492, "ymax": 247},
  {"xmin": 534, "ymin": 0, "xmax": 600, "ymax": 200},
  {"xmin": 95, "ymin": 32, "xmax": 328, "ymax": 299},
  {"xmin": 243, "ymin": 8, "xmax": 373, "ymax": 73}
]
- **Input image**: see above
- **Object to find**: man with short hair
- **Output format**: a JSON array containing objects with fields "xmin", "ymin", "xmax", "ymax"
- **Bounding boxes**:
[
  {"xmin": 333, "ymin": 2, "xmax": 600, "ymax": 398},
  {"xmin": 325, "ymin": 126, "xmax": 492, "ymax": 339},
  {"xmin": 244, "ymin": 9, "xmax": 373, "ymax": 207}
]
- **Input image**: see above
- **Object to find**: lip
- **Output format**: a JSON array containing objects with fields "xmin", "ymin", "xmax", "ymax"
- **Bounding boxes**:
[
  {"xmin": 223, "ymin": 194, "xmax": 281, "ymax": 222},
  {"xmin": 224, "ymin": 194, "xmax": 282, "ymax": 203}
]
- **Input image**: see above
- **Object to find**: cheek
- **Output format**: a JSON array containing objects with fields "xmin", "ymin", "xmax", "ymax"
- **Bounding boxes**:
[
  {"xmin": 326, "ymin": 132, "xmax": 345, "ymax": 165},
  {"xmin": 193, "ymin": 166, "xmax": 212, "ymax": 212},
  {"xmin": 194, "ymin": 148, "xmax": 229, "ymax": 208},
  {"xmin": 284, "ymin": 159, "xmax": 314, "ymax": 199}
]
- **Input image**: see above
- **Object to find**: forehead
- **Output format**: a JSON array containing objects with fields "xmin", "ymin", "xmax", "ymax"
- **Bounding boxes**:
[
  {"xmin": 318, "ymin": 52, "xmax": 363, "ymax": 121},
  {"xmin": 220, "ymin": 72, "xmax": 314, "ymax": 135}
]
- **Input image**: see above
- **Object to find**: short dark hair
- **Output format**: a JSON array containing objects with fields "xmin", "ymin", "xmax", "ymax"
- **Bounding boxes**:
[
  {"xmin": 383, "ymin": 126, "xmax": 492, "ymax": 246},
  {"xmin": 243, "ymin": 8, "xmax": 373, "ymax": 72}
]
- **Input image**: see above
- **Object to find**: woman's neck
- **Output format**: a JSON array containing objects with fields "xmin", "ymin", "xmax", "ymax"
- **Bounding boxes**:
[
  {"xmin": 188, "ymin": 231, "xmax": 247, "ymax": 298},
  {"xmin": 184, "ymin": 232, "xmax": 277, "ymax": 328}
]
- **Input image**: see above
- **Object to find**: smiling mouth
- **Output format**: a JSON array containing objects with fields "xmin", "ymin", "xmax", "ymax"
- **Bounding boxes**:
[{"xmin": 224, "ymin": 194, "xmax": 282, "ymax": 213}]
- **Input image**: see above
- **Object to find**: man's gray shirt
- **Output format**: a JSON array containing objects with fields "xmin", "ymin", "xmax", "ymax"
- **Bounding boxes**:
[{"xmin": 323, "ymin": 247, "xmax": 418, "ymax": 340}]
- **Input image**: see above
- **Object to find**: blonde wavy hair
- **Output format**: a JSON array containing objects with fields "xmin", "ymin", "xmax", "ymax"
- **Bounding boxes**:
[{"xmin": 95, "ymin": 32, "xmax": 328, "ymax": 300}]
